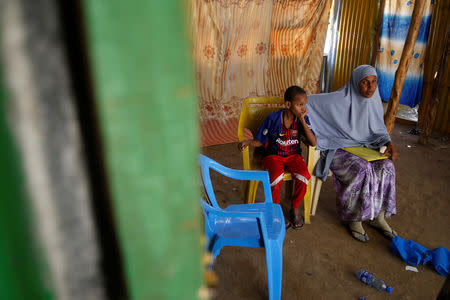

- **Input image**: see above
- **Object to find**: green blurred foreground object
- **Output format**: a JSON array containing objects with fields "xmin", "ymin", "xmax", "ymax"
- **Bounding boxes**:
[
  {"xmin": 83, "ymin": 0, "xmax": 201, "ymax": 299},
  {"xmin": 0, "ymin": 69, "xmax": 52, "ymax": 299}
]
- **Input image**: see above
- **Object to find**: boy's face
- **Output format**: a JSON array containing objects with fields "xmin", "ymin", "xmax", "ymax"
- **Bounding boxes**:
[{"xmin": 286, "ymin": 93, "xmax": 307, "ymax": 117}]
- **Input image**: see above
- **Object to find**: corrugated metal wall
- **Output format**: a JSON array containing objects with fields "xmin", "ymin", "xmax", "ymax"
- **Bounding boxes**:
[
  {"xmin": 331, "ymin": 0, "xmax": 379, "ymax": 91},
  {"xmin": 418, "ymin": 0, "xmax": 450, "ymax": 134}
]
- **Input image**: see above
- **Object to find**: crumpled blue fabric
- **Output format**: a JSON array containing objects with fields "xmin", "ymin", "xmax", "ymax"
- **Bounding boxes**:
[
  {"xmin": 392, "ymin": 236, "xmax": 449, "ymax": 277},
  {"xmin": 425, "ymin": 247, "xmax": 450, "ymax": 277}
]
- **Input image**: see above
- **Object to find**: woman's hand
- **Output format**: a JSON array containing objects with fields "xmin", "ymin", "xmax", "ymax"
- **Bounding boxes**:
[{"xmin": 382, "ymin": 142, "xmax": 398, "ymax": 161}]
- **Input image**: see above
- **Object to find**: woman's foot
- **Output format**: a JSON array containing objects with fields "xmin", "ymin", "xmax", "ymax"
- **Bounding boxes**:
[
  {"xmin": 290, "ymin": 209, "xmax": 304, "ymax": 230},
  {"xmin": 369, "ymin": 210, "xmax": 398, "ymax": 239},
  {"xmin": 348, "ymin": 221, "xmax": 369, "ymax": 243}
]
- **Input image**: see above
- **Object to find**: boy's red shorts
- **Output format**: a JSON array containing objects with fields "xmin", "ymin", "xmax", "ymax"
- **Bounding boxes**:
[{"xmin": 261, "ymin": 154, "xmax": 310, "ymax": 209}]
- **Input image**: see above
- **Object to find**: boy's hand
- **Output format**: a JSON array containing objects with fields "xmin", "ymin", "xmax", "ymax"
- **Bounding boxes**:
[
  {"xmin": 382, "ymin": 142, "xmax": 398, "ymax": 161},
  {"xmin": 299, "ymin": 107, "xmax": 316, "ymax": 146},
  {"xmin": 238, "ymin": 129, "xmax": 263, "ymax": 151},
  {"xmin": 243, "ymin": 128, "xmax": 254, "ymax": 140},
  {"xmin": 300, "ymin": 107, "xmax": 308, "ymax": 120},
  {"xmin": 238, "ymin": 140, "xmax": 250, "ymax": 152},
  {"xmin": 238, "ymin": 129, "xmax": 253, "ymax": 151}
]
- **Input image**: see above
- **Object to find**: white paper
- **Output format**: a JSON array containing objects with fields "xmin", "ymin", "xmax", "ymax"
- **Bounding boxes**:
[{"xmin": 405, "ymin": 266, "xmax": 419, "ymax": 272}]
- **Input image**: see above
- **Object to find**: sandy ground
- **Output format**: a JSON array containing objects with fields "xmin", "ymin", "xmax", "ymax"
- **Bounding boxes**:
[{"xmin": 201, "ymin": 122, "xmax": 450, "ymax": 300}]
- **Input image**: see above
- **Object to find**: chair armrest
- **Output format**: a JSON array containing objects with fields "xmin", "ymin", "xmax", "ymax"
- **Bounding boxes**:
[
  {"xmin": 201, "ymin": 200, "xmax": 267, "ymax": 221},
  {"xmin": 207, "ymin": 157, "xmax": 269, "ymax": 181},
  {"xmin": 199, "ymin": 154, "xmax": 273, "ymax": 205},
  {"xmin": 209, "ymin": 166, "xmax": 272, "ymax": 204}
]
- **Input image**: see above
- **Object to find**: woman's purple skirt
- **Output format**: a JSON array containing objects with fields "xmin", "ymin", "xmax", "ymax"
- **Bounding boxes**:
[{"xmin": 330, "ymin": 149, "xmax": 396, "ymax": 222}]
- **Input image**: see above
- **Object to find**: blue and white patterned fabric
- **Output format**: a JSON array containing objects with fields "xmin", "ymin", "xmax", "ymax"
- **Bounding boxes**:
[{"xmin": 375, "ymin": 0, "xmax": 434, "ymax": 108}]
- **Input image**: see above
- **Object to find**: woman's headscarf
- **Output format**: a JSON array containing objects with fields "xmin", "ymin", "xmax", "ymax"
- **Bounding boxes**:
[{"xmin": 306, "ymin": 65, "xmax": 391, "ymax": 180}]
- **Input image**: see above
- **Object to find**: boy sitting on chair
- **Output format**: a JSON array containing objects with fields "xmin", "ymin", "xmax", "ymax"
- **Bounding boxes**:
[{"xmin": 238, "ymin": 86, "xmax": 316, "ymax": 229}]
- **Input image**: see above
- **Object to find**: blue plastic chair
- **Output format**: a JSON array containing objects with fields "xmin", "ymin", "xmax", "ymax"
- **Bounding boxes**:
[{"xmin": 199, "ymin": 154, "xmax": 285, "ymax": 300}]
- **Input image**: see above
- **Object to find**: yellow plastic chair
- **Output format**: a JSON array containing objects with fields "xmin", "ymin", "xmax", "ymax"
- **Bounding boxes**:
[
  {"xmin": 305, "ymin": 147, "xmax": 324, "ymax": 217},
  {"xmin": 237, "ymin": 97, "xmax": 321, "ymax": 224}
]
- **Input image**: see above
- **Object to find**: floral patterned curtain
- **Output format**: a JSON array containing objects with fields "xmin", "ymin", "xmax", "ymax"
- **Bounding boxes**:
[{"xmin": 192, "ymin": 0, "xmax": 331, "ymax": 146}]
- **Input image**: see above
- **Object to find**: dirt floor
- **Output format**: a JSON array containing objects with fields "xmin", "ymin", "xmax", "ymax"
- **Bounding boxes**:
[{"xmin": 201, "ymin": 122, "xmax": 450, "ymax": 300}]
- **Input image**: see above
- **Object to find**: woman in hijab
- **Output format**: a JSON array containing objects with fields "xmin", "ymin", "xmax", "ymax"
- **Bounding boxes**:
[{"xmin": 306, "ymin": 65, "xmax": 398, "ymax": 243}]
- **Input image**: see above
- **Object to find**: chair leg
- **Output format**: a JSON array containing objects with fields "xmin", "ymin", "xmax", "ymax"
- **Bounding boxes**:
[
  {"xmin": 264, "ymin": 240, "xmax": 283, "ymax": 300},
  {"xmin": 311, "ymin": 178, "xmax": 322, "ymax": 216},
  {"xmin": 205, "ymin": 234, "xmax": 218, "ymax": 270},
  {"xmin": 252, "ymin": 180, "xmax": 259, "ymax": 203},
  {"xmin": 210, "ymin": 238, "xmax": 225, "ymax": 270},
  {"xmin": 247, "ymin": 180, "xmax": 258, "ymax": 204},
  {"xmin": 308, "ymin": 176, "xmax": 316, "ymax": 215},
  {"xmin": 303, "ymin": 180, "xmax": 311, "ymax": 224},
  {"xmin": 304, "ymin": 147, "xmax": 318, "ymax": 224},
  {"xmin": 242, "ymin": 181, "xmax": 249, "ymax": 202},
  {"xmin": 207, "ymin": 253, "xmax": 215, "ymax": 271}
]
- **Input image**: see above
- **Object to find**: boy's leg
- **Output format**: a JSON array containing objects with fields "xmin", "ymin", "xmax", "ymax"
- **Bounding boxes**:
[
  {"xmin": 285, "ymin": 154, "xmax": 310, "ymax": 210},
  {"xmin": 261, "ymin": 155, "xmax": 285, "ymax": 204}
]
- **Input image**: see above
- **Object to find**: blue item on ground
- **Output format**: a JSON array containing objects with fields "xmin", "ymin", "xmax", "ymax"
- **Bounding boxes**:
[
  {"xmin": 199, "ymin": 154, "xmax": 286, "ymax": 300},
  {"xmin": 357, "ymin": 269, "xmax": 392, "ymax": 293},
  {"xmin": 391, "ymin": 236, "xmax": 450, "ymax": 277},
  {"xmin": 391, "ymin": 235, "xmax": 430, "ymax": 266},
  {"xmin": 424, "ymin": 247, "xmax": 450, "ymax": 277}
]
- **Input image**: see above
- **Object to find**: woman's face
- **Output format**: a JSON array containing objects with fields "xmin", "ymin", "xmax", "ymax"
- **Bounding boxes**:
[{"xmin": 358, "ymin": 75, "xmax": 377, "ymax": 98}]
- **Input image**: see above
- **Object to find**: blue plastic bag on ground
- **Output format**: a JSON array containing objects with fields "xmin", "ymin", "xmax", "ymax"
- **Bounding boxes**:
[
  {"xmin": 391, "ymin": 236, "xmax": 449, "ymax": 277},
  {"xmin": 425, "ymin": 247, "xmax": 450, "ymax": 277},
  {"xmin": 391, "ymin": 236, "xmax": 430, "ymax": 266}
]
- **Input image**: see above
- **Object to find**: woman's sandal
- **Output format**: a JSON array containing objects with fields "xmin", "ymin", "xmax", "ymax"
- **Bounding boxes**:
[
  {"xmin": 348, "ymin": 227, "xmax": 369, "ymax": 243},
  {"xmin": 369, "ymin": 225, "xmax": 398, "ymax": 239},
  {"xmin": 381, "ymin": 229, "xmax": 398, "ymax": 239},
  {"xmin": 368, "ymin": 221, "xmax": 398, "ymax": 239}
]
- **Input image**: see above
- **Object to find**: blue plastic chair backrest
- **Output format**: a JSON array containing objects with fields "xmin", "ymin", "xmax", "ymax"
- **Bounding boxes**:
[{"xmin": 198, "ymin": 154, "xmax": 272, "ymax": 208}]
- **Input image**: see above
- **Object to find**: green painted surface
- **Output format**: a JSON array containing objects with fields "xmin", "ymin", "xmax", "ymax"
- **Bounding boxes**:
[
  {"xmin": 0, "ymin": 68, "xmax": 52, "ymax": 299},
  {"xmin": 83, "ymin": 1, "xmax": 201, "ymax": 299}
]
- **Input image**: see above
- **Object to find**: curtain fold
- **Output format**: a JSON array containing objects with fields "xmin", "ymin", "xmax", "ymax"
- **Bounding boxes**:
[
  {"xmin": 375, "ymin": 0, "xmax": 434, "ymax": 108},
  {"xmin": 192, "ymin": 0, "xmax": 331, "ymax": 146}
]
